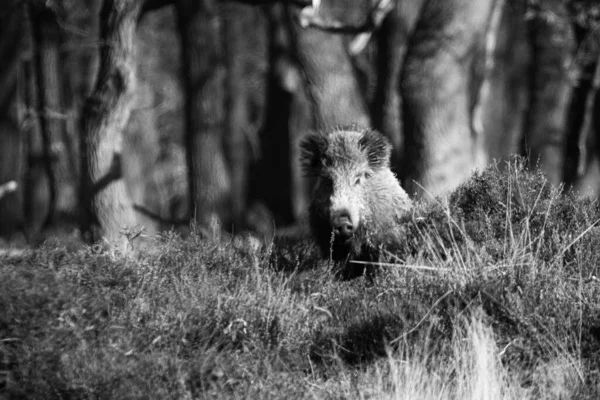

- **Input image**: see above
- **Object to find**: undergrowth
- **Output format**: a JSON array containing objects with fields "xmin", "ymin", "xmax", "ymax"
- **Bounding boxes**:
[{"xmin": 2, "ymin": 159, "xmax": 600, "ymax": 399}]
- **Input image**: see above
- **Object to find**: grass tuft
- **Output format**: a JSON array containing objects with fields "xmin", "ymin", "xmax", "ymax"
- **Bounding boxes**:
[{"xmin": 2, "ymin": 158, "xmax": 600, "ymax": 398}]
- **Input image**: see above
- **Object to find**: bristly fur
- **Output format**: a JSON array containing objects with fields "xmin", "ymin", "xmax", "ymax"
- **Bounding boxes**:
[
  {"xmin": 300, "ymin": 126, "xmax": 391, "ymax": 176},
  {"xmin": 300, "ymin": 133, "xmax": 329, "ymax": 177},
  {"xmin": 358, "ymin": 129, "xmax": 391, "ymax": 169}
]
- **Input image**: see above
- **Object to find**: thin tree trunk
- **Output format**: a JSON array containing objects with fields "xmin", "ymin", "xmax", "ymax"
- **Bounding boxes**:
[
  {"xmin": 177, "ymin": 0, "xmax": 231, "ymax": 232},
  {"xmin": 0, "ymin": 4, "xmax": 25, "ymax": 238},
  {"xmin": 79, "ymin": 0, "xmax": 142, "ymax": 245},
  {"xmin": 249, "ymin": 5, "xmax": 296, "ymax": 225},
  {"xmin": 72, "ymin": 0, "xmax": 102, "ymax": 105},
  {"xmin": 594, "ymin": 60, "xmax": 600, "ymax": 171},
  {"xmin": 288, "ymin": 73, "xmax": 312, "ymax": 222},
  {"xmin": 223, "ymin": 4, "xmax": 249, "ymax": 228},
  {"xmin": 522, "ymin": 0, "xmax": 576, "ymax": 186},
  {"xmin": 371, "ymin": 9, "xmax": 403, "ymax": 170},
  {"xmin": 479, "ymin": 0, "xmax": 531, "ymax": 162},
  {"xmin": 573, "ymin": 54, "xmax": 600, "ymax": 183},
  {"xmin": 470, "ymin": 0, "xmax": 504, "ymax": 167},
  {"xmin": 371, "ymin": 1, "xmax": 423, "ymax": 174},
  {"xmin": 19, "ymin": 58, "xmax": 48, "ymax": 240},
  {"xmin": 582, "ymin": 57, "xmax": 600, "ymax": 173},
  {"xmin": 563, "ymin": 62, "xmax": 597, "ymax": 185},
  {"xmin": 27, "ymin": 3, "xmax": 58, "ymax": 228},
  {"xmin": 37, "ymin": 3, "xmax": 78, "ymax": 215},
  {"xmin": 562, "ymin": 19, "xmax": 600, "ymax": 186},
  {"xmin": 63, "ymin": 0, "xmax": 103, "ymax": 203}
]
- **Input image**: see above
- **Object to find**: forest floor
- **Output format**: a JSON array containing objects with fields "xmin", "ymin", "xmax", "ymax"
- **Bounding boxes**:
[{"xmin": 2, "ymin": 159, "xmax": 600, "ymax": 399}]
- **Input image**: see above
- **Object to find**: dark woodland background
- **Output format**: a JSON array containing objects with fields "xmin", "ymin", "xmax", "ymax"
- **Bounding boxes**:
[{"xmin": 0, "ymin": 0, "xmax": 599, "ymax": 247}]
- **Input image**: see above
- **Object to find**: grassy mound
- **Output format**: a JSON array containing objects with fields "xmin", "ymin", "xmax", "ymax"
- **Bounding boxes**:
[{"xmin": 2, "ymin": 159, "xmax": 600, "ymax": 399}]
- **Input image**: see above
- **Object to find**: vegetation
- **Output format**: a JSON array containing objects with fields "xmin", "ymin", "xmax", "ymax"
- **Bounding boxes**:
[{"xmin": 2, "ymin": 160, "xmax": 600, "ymax": 399}]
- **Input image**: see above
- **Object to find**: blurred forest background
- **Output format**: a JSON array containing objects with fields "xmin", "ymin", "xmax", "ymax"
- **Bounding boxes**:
[{"xmin": 0, "ymin": 0, "xmax": 599, "ymax": 247}]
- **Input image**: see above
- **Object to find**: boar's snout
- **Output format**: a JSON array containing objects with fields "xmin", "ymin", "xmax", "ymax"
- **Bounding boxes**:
[{"xmin": 332, "ymin": 210, "xmax": 355, "ymax": 240}]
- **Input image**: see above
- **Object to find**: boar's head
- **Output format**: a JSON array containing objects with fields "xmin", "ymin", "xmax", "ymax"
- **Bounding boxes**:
[{"xmin": 300, "ymin": 126, "xmax": 392, "ymax": 260}]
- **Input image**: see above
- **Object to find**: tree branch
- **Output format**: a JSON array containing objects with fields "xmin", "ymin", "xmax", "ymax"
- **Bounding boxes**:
[
  {"xmin": 299, "ymin": 0, "xmax": 394, "ymax": 34},
  {"xmin": 224, "ymin": 0, "xmax": 310, "ymax": 5},
  {"xmin": 89, "ymin": 152, "xmax": 121, "ymax": 198},
  {"xmin": 0, "ymin": 181, "xmax": 17, "ymax": 200}
]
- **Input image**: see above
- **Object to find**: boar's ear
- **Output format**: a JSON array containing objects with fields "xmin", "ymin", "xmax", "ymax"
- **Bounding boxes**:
[
  {"xmin": 359, "ymin": 129, "xmax": 391, "ymax": 169},
  {"xmin": 300, "ymin": 133, "xmax": 328, "ymax": 176}
]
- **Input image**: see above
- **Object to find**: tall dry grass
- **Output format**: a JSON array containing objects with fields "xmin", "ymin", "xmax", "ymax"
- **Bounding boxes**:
[{"xmin": 1, "ymin": 159, "xmax": 599, "ymax": 399}]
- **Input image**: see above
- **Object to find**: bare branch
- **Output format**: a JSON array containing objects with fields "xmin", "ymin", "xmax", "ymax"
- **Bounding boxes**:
[
  {"xmin": 299, "ymin": 0, "xmax": 394, "ymax": 35},
  {"xmin": 0, "ymin": 181, "xmax": 18, "ymax": 200},
  {"xmin": 223, "ymin": 0, "xmax": 310, "ymax": 5},
  {"xmin": 90, "ymin": 152, "xmax": 121, "ymax": 198}
]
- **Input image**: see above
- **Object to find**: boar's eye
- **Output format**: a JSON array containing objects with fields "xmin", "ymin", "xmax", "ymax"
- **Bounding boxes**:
[{"xmin": 354, "ymin": 172, "xmax": 367, "ymax": 186}]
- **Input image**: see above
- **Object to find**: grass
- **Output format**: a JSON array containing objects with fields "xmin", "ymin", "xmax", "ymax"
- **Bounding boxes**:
[{"xmin": 2, "ymin": 158, "xmax": 600, "ymax": 399}]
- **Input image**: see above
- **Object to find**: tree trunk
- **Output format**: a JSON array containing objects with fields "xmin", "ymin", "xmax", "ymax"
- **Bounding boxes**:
[
  {"xmin": 522, "ymin": 0, "xmax": 576, "ymax": 186},
  {"xmin": 68, "ymin": 0, "xmax": 101, "ymax": 105},
  {"xmin": 63, "ymin": 0, "xmax": 102, "ymax": 203},
  {"xmin": 289, "ymin": 7, "xmax": 370, "ymax": 131},
  {"xmin": 19, "ymin": 58, "xmax": 50, "ymax": 241},
  {"xmin": 0, "ymin": 4, "xmax": 25, "ymax": 238},
  {"xmin": 177, "ymin": 0, "xmax": 231, "ymax": 232},
  {"xmin": 371, "ymin": 10, "xmax": 403, "ymax": 170},
  {"xmin": 594, "ymin": 58, "xmax": 600, "ymax": 176},
  {"xmin": 563, "ymin": 20, "xmax": 600, "ymax": 187},
  {"xmin": 248, "ymin": 5, "xmax": 297, "ymax": 226},
  {"xmin": 479, "ymin": 0, "xmax": 531, "ymax": 162},
  {"xmin": 583, "ymin": 57, "xmax": 600, "ymax": 178},
  {"xmin": 124, "ymin": 7, "xmax": 181, "ymax": 238},
  {"xmin": 471, "ymin": 0, "xmax": 504, "ymax": 161},
  {"xmin": 79, "ymin": 0, "xmax": 142, "ymax": 245},
  {"xmin": 223, "ymin": 3, "xmax": 252, "ymax": 228},
  {"xmin": 27, "ymin": 3, "xmax": 62, "ymax": 227},
  {"xmin": 371, "ymin": 0, "xmax": 424, "ymax": 174},
  {"xmin": 400, "ymin": 0, "xmax": 497, "ymax": 197}
]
